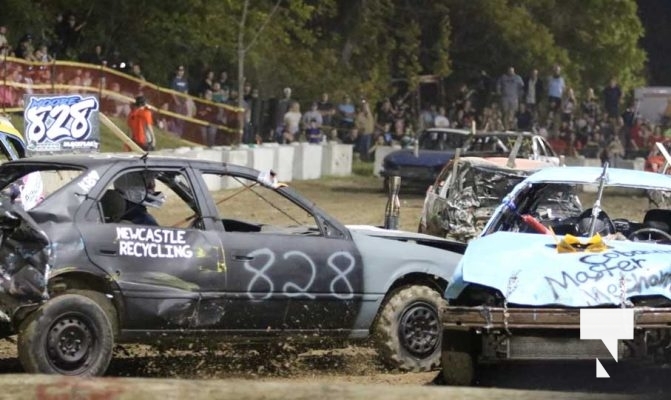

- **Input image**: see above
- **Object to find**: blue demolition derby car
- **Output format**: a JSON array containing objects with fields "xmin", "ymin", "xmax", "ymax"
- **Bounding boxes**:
[{"xmin": 439, "ymin": 163, "xmax": 671, "ymax": 385}]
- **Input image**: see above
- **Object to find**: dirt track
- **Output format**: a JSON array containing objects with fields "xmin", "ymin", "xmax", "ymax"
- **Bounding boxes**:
[{"xmin": 1, "ymin": 175, "xmax": 668, "ymax": 399}]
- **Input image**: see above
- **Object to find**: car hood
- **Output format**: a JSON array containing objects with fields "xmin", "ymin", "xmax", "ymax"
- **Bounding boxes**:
[
  {"xmin": 0, "ymin": 198, "xmax": 51, "ymax": 318},
  {"xmin": 384, "ymin": 149, "xmax": 456, "ymax": 168},
  {"xmin": 445, "ymin": 231, "xmax": 671, "ymax": 307},
  {"xmin": 346, "ymin": 225, "xmax": 467, "ymax": 254}
]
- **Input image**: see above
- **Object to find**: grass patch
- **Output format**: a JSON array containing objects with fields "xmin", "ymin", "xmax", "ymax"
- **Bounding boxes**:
[{"xmin": 352, "ymin": 159, "xmax": 374, "ymax": 176}]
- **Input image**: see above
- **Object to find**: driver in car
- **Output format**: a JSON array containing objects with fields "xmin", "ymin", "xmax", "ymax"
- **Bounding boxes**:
[{"xmin": 114, "ymin": 171, "xmax": 166, "ymax": 226}]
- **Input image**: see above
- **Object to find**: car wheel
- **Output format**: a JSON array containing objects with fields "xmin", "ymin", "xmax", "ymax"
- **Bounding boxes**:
[
  {"xmin": 440, "ymin": 330, "xmax": 477, "ymax": 386},
  {"xmin": 374, "ymin": 285, "xmax": 444, "ymax": 372},
  {"xmin": 17, "ymin": 293, "xmax": 114, "ymax": 376}
]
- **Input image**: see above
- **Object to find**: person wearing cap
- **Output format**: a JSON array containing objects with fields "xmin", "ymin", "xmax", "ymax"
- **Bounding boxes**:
[{"xmin": 127, "ymin": 95, "xmax": 155, "ymax": 151}]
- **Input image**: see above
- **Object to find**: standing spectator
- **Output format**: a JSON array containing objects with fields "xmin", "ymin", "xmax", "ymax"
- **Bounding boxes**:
[
  {"xmin": 418, "ymin": 104, "xmax": 436, "ymax": 130},
  {"xmin": 547, "ymin": 65, "xmax": 566, "ymax": 119},
  {"xmin": 603, "ymin": 78, "xmax": 622, "ymax": 122},
  {"xmin": 58, "ymin": 13, "xmax": 86, "ymax": 59},
  {"xmin": 337, "ymin": 94, "xmax": 356, "ymax": 135},
  {"xmin": 14, "ymin": 34, "xmax": 36, "ymax": 61},
  {"xmin": 242, "ymin": 81, "xmax": 253, "ymax": 102},
  {"xmin": 34, "ymin": 44, "xmax": 53, "ymax": 63},
  {"xmin": 474, "ymin": 70, "xmax": 494, "ymax": 115},
  {"xmin": 525, "ymin": 68, "xmax": 543, "ymax": 120},
  {"xmin": 317, "ymin": 92, "xmax": 336, "ymax": 128},
  {"xmin": 496, "ymin": 66, "xmax": 524, "ymax": 130},
  {"xmin": 170, "ymin": 65, "xmax": 189, "ymax": 136},
  {"xmin": 302, "ymin": 102, "xmax": 323, "ymax": 129},
  {"xmin": 581, "ymin": 88, "xmax": 599, "ymax": 122},
  {"xmin": 515, "ymin": 103, "xmax": 533, "ymax": 131},
  {"xmin": 274, "ymin": 87, "xmax": 293, "ymax": 132},
  {"xmin": 218, "ymin": 71, "xmax": 230, "ymax": 90},
  {"xmin": 0, "ymin": 26, "xmax": 9, "ymax": 56},
  {"xmin": 211, "ymin": 82, "xmax": 225, "ymax": 103},
  {"xmin": 127, "ymin": 96, "xmax": 156, "ymax": 151},
  {"xmin": 434, "ymin": 107, "xmax": 450, "ymax": 128},
  {"xmin": 171, "ymin": 65, "xmax": 189, "ymax": 94},
  {"xmin": 355, "ymin": 99, "xmax": 376, "ymax": 161},
  {"xmin": 305, "ymin": 119, "xmax": 323, "ymax": 144},
  {"xmin": 197, "ymin": 90, "xmax": 218, "ymax": 147},
  {"xmin": 248, "ymin": 88, "xmax": 264, "ymax": 142},
  {"xmin": 283, "ymin": 101, "xmax": 302, "ymax": 142},
  {"xmin": 80, "ymin": 44, "xmax": 104, "ymax": 64},
  {"xmin": 130, "ymin": 63, "xmax": 146, "ymax": 81},
  {"xmin": 376, "ymin": 98, "xmax": 396, "ymax": 128},
  {"xmin": 561, "ymin": 88, "xmax": 576, "ymax": 123},
  {"xmin": 198, "ymin": 70, "xmax": 214, "ymax": 97}
]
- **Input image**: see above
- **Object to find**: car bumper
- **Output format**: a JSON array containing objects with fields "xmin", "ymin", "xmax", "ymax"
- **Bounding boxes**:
[{"xmin": 442, "ymin": 305, "xmax": 671, "ymax": 330}]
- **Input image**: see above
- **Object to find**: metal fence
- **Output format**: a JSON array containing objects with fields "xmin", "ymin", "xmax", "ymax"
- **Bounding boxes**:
[{"xmin": 0, "ymin": 55, "xmax": 245, "ymax": 146}]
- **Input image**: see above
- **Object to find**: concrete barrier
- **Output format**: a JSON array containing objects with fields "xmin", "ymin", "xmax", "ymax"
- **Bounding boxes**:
[
  {"xmin": 292, "ymin": 142, "xmax": 323, "ymax": 180},
  {"xmin": 222, "ymin": 147, "xmax": 249, "ymax": 189},
  {"xmin": 322, "ymin": 142, "xmax": 353, "ymax": 176},
  {"xmin": 271, "ymin": 144, "xmax": 294, "ymax": 182},
  {"xmin": 247, "ymin": 145, "xmax": 276, "ymax": 176},
  {"xmin": 373, "ymin": 145, "xmax": 402, "ymax": 177}
]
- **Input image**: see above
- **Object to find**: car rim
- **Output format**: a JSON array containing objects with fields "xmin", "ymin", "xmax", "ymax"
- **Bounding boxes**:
[
  {"xmin": 398, "ymin": 301, "xmax": 440, "ymax": 358},
  {"xmin": 45, "ymin": 314, "xmax": 96, "ymax": 374}
]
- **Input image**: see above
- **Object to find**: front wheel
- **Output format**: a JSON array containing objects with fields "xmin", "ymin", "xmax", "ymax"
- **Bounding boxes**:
[
  {"xmin": 17, "ymin": 293, "xmax": 114, "ymax": 376},
  {"xmin": 374, "ymin": 285, "xmax": 444, "ymax": 371}
]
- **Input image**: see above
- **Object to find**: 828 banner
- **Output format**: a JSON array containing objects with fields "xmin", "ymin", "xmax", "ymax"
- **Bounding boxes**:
[{"xmin": 23, "ymin": 94, "xmax": 100, "ymax": 154}]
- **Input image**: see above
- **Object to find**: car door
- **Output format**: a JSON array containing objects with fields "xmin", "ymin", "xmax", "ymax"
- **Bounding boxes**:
[
  {"xmin": 80, "ymin": 167, "xmax": 224, "ymax": 331},
  {"xmin": 194, "ymin": 169, "xmax": 364, "ymax": 334}
]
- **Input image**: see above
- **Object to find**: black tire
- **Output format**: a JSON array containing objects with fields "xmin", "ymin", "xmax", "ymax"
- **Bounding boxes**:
[
  {"xmin": 374, "ymin": 285, "xmax": 445, "ymax": 372},
  {"xmin": 17, "ymin": 293, "xmax": 114, "ymax": 376},
  {"xmin": 440, "ymin": 330, "xmax": 477, "ymax": 386}
]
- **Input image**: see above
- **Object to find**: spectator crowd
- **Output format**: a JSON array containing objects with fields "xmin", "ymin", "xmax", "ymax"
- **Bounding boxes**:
[{"xmin": 1, "ymin": 16, "xmax": 670, "ymax": 166}]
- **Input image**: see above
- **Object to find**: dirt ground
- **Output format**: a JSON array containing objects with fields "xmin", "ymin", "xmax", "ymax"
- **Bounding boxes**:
[{"xmin": 0, "ymin": 174, "xmax": 667, "ymax": 398}]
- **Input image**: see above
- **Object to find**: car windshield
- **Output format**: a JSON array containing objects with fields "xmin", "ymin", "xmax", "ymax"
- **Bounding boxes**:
[
  {"xmin": 465, "ymin": 134, "xmax": 534, "ymax": 158},
  {"xmin": 486, "ymin": 180, "xmax": 671, "ymax": 240},
  {"xmin": 418, "ymin": 130, "xmax": 469, "ymax": 151},
  {"xmin": 0, "ymin": 164, "xmax": 84, "ymax": 211}
]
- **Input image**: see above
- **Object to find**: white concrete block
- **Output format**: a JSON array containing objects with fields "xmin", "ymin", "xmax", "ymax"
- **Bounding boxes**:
[
  {"xmin": 274, "ymin": 145, "xmax": 294, "ymax": 182},
  {"xmin": 196, "ymin": 148, "xmax": 225, "ymax": 191},
  {"xmin": 222, "ymin": 148, "xmax": 249, "ymax": 189},
  {"xmin": 373, "ymin": 145, "xmax": 402, "ymax": 177},
  {"xmin": 248, "ymin": 146, "xmax": 276, "ymax": 175},
  {"xmin": 292, "ymin": 143, "xmax": 323, "ymax": 180},
  {"xmin": 322, "ymin": 142, "xmax": 353, "ymax": 176}
]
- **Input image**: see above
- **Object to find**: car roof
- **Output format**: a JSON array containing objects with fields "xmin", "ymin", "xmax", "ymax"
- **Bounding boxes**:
[
  {"xmin": 423, "ymin": 128, "xmax": 471, "ymax": 135},
  {"xmin": 2, "ymin": 153, "xmax": 261, "ymax": 175},
  {"xmin": 523, "ymin": 166, "xmax": 671, "ymax": 190},
  {"xmin": 472, "ymin": 130, "xmax": 538, "ymax": 138},
  {"xmin": 458, "ymin": 156, "xmax": 552, "ymax": 171}
]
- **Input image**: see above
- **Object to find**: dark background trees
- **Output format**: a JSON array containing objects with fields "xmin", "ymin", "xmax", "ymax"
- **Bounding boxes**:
[{"xmin": 0, "ymin": 0, "xmax": 657, "ymax": 102}]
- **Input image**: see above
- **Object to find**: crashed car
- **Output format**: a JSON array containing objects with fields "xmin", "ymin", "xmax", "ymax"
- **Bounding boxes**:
[
  {"xmin": 381, "ymin": 130, "xmax": 559, "ymax": 192},
  {"xmin": 0, "ymin": 153, "xmax": 465, "ymax": 376},
  {"xmin": 380, "ymin": 128, "xmax": 471, "ymax": 191},
  {"xmin": 440, "ymin": 164, "xmax": 671, "ymax": 385},
  {"xmin": 418, "ymin": 148, "xmax": 559, "ymax": 242}
]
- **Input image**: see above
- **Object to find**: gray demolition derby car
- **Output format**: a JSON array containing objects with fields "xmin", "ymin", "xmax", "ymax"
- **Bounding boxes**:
[
  {"xmin": 440, "ymin": 164, "xmax": 671, "ymax": 385},
  {"xmin": 0, "ymin": 154, "xmax": 465, "ymax": 376},
  {"xmin": 419, "ymin": 156, "xmax": 558, "ymax": 242}
]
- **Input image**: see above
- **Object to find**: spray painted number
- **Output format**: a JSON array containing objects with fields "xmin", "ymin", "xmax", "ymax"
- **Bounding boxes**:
[
  {"xmin": 244, "ymin": 248, "xmax": 355, "ymax": 300},
  {"xmin": 25, "ymin": 96, "xmax": 98, "ymax": 143}
]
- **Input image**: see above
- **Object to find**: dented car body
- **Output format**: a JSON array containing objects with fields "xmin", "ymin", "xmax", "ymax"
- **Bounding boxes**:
[
  {"xmin": 419, "ymin": 156, "xmax": 556, "ymax": 242},
  {"xmin": 0, "ymin": 154, "xmax": 465, "ymax": 376},
  {"xmin": 440, "ymin": 166, "xmax": 671, "ymax": 385}
]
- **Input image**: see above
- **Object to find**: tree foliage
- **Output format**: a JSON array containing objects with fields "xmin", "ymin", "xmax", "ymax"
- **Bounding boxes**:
[{"xmin": 1, "ymin": 0, "xmax": 647, "ymax": 102}]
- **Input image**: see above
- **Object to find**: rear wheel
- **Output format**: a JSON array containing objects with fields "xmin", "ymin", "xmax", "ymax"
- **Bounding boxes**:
[
  {"xmin": 374, "ymin": 285, "xmax": 444, "ymax": 371},
  {"xmin": 17, "ymin": 293, "xmax": 114, "ymax": 376}
]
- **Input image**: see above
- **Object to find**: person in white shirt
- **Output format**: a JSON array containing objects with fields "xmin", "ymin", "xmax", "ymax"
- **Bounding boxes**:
[
  {"xmin": 434, "ymin": 106, "xmax": 450, "ymax": 128},
  {"xmin": 283, "ymin": 101, "xmax": 302, "ymax": 141}
]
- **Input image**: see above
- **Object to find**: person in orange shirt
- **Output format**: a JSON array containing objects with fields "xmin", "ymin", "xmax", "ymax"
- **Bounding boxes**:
[{"xmin": 127, "ymin": 96, "xmax": 155, "ymax": 151}]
